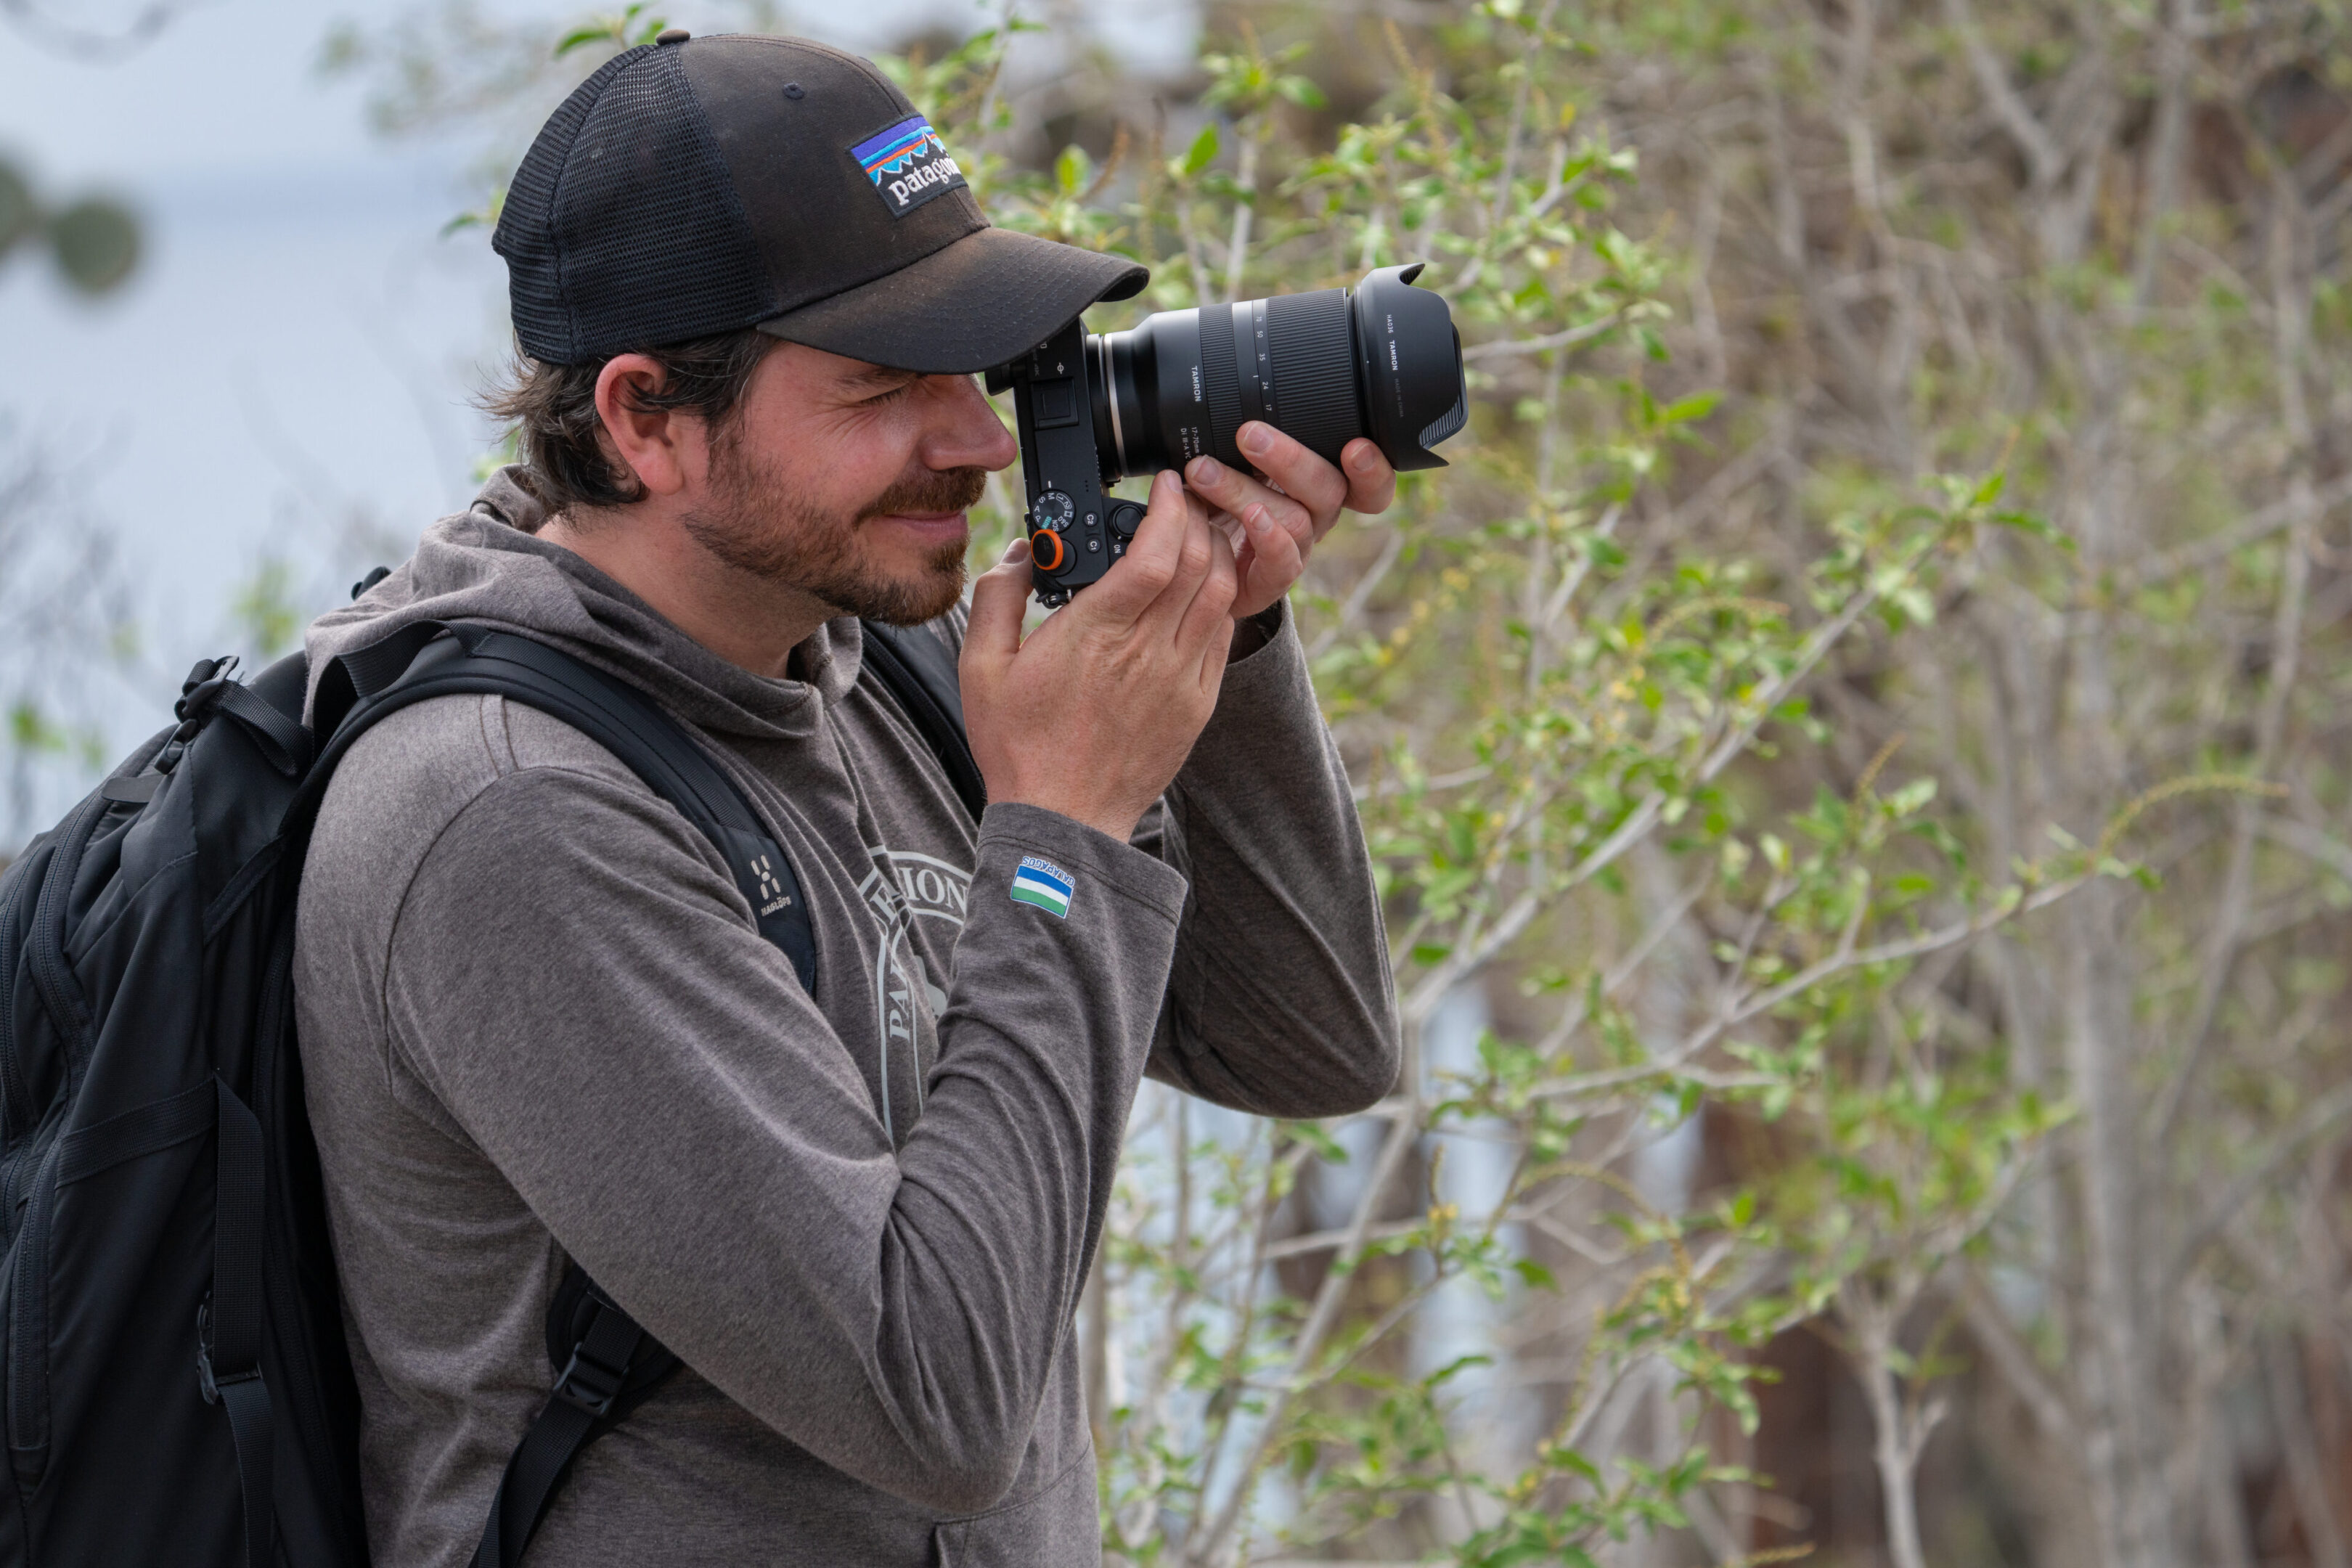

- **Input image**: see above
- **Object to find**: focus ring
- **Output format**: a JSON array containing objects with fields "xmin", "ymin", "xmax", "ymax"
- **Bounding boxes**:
[
  {"xmin": 1265, "ymin": 289, "xmax": 1360, "ymax": 465},
  {"xmin": 1197, "ymin": 303, "xmax": 1245, "ymax": 467}
]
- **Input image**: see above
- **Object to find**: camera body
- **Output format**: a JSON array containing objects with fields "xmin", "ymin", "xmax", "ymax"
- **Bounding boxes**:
[
  {"xmin": 988, "ymin": 264, "xmax": 1468, "ymax": 606},
  {"xmin": 992, "ymin": 315, "xmax": 1140, "ymax": 605}
]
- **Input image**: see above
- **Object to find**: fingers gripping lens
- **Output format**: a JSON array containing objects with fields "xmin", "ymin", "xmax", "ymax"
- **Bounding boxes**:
[{"xmin": 992, "ymin": 263, "xmax": 1467, "ymax": 603}]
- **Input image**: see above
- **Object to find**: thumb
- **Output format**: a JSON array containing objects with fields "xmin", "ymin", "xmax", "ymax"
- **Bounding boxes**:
[{"xmin": 962, "ymin": 536, "xmax": 1032, "ymax": 682}]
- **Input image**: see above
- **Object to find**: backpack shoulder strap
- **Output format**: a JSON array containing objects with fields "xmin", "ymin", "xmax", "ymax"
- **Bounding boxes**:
[
  {"xmin": 859, "ymin": 618, "xmax": 986, "ymax": 821},
  {"xmin": 308, "ymin": 624, "xmax": 812, "ymax": 1568},
  {"xmin": 471, "ymin": 1264, "xmax": 679, "ymax": 1568},
  {"xmin": 311, "ymin": 621, "xmax": 816, "ymax": 990}
]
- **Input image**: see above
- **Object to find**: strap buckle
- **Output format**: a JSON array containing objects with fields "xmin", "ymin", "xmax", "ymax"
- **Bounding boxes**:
[
  {"xmin": 549, "ymin": 1340, "xmax": 627, "ymax": 1420},
  {"xmin": 175, "ymin": 656, "xmax": 243, "ymax": 735},
  {"xmin": 195, "ymin": 1299, "xmax": 261, "ymax": 1408}
]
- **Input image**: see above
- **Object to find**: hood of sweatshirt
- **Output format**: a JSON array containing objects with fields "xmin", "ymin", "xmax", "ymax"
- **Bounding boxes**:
[{"xmin": 301, "ymin": 466, "xmax": 862, "ymax": 742}]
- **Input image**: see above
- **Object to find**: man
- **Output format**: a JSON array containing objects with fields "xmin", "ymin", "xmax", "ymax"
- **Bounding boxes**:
[{"xmin": 295, "ymin": 29, "xmax": 1400, "ymax": 1567}]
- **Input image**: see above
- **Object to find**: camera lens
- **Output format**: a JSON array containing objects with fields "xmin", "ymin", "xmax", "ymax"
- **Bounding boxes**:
[{"xmin": 1087, "ymin": 263, "xmax": 1467, "ymax": 482}]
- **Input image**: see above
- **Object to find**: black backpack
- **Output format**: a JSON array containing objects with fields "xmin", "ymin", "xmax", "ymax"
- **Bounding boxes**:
[{"xmin": 0, "ymin": 609, "xmax": 981, "ymax": 1568}]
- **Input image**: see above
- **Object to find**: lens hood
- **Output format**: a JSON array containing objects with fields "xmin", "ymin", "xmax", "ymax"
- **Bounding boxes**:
[{"xmin": 1350, "ymin": 263, "xmax": 1466, "ymax": 472}]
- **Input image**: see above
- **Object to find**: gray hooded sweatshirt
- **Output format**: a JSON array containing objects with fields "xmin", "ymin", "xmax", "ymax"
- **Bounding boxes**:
[{"xmin": 291, "ymin": 470, "xmax": 1398, "ymax": 1567}]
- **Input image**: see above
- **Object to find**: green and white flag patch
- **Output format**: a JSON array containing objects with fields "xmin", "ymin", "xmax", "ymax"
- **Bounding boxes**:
[{"xmin": 1010, "ymin": 857, "xmax": 1074, "ymax": 918}]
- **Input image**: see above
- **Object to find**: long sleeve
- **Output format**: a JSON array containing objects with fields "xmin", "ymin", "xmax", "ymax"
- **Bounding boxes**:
[
  {"xmin": 375, "ymin": 771, "xmax": 1183, "ymax": 1515},
  {"xmin": 1135, "ymin": 600, "xmax": 1402, "ymax": 1116}
]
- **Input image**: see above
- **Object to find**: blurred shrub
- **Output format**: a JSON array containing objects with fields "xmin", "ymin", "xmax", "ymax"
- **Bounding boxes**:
[{"xmin": 0, "ymin": 155, "xmax": 139, "ymax": 296}]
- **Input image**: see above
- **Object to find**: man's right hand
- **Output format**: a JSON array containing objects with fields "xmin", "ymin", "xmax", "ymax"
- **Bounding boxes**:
[{"xmin": 961, "ymin": 469, "xmax": 1239, "ymax": 842}]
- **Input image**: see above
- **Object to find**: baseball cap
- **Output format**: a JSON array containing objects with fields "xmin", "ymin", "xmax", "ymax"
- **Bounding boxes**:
[{"xmin": 491, "ymin": 31, "xmax": 1149, "ymax": 374}]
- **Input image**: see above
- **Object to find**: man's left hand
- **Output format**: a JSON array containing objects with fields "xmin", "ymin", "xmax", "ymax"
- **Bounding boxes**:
[{"xmin": 1181, "ymin": 422, "xmax": 1398, "ymax": 621}]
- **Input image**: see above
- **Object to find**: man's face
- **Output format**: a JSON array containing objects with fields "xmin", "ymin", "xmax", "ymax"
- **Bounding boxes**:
[{"xmin": 685, "ymin": 340, "xmax": 1018, "ymax": 626}]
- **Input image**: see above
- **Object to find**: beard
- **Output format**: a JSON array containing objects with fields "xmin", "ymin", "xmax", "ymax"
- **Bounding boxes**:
[{"xmin": 682, "ymin": 438, "xmax": 986, "ymax": 626}]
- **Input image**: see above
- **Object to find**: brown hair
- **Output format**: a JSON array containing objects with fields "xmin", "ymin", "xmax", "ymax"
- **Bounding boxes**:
[{"xmin": 481, "ymin": 327, "xmax": 780, "ymax": 515}]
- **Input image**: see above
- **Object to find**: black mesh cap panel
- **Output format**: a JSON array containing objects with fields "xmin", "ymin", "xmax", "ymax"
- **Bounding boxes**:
[
  {"xmin": 494, "ymin": 48, "xmax": 645, "ymax": 364},
  {"xmin": 494, "ymin": 46, "xmax": 778, "ymax": 364},
  {"xmin": 493, "ymin": 33, "xmax": 1148, "ymax": 374}
]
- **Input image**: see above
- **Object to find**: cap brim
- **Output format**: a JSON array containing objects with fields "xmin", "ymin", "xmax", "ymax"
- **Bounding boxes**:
[{"xmin": 754, "ymin": 226, "xmax": 1148, "ymax": 374}]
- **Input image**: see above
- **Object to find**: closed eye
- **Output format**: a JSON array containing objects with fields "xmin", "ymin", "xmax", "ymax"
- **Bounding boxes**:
[{"xmin": 846, "ymin": 371, "xmax": 920, "ymax": 407}]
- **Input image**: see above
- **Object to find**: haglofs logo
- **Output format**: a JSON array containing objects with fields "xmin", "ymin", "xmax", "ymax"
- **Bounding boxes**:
[
  {"xmin": 751, "ymin": 854, "xmax": 792, "ymax": 917},
  {"xmin": 848, "ymin": 113, "xmax": 967, "ymax": 219}
]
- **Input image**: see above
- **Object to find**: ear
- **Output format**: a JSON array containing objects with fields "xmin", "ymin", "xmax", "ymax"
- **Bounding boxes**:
[{"xmin": 594, "ymin": 354, "xmax": 695, "ymax": 499}]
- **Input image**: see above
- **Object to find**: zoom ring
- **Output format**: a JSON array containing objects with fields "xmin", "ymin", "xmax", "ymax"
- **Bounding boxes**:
[
  {"xmin": 1198, "ymin": 303, "xmax": 1246, "ymax": 467},
  {"xmin": 1265, "ymin": 289, "xmax": 1362, "ymax": 465}
]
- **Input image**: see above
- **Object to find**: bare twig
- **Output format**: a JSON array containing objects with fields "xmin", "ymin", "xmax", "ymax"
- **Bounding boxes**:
[
  {"xmin": 1937, "ymin": 0, "xmax": 2063, "ymax": 187},
  {"xmin": 1461, "ymin": 314, "xmax": 1626, "ymax": 362},
  {"xmin": 0, "ymin": 0, "xmax": 200, "ymax": 60},
  {"xmin": 2165, "ymin": 1077, "xmax": 2352, "ymax": 1292},
  {"xmin": 2150, "ymin": 181, "xmax": 2318, "ymax": 1146},
  {"xmin": 1185, "ymin": 1106, "xmax": 1421, "ymax": 1567},
  {"xmin": 1958, "ymin": 1262, "xmax": 2078, "ymax": 1442}
]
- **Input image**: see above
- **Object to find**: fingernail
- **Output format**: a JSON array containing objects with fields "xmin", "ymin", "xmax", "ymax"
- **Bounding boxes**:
[
  {"xmin": 1348, "ymin": 444, "xmax": 1377, "ymax": 473},
  {"xmin": 1244, "ymin": 505, "xmax": 1269, "ymax": 533},
  {"xmin": 1239, "ymin": 424, "xmax": 1271, "ymax": 456},
  {"xmin": 1158, "ymin": 469, "xmax": 1182, "ymax": 498},
  {"xmin": 1192, "ymin": 455, "xmax": 1225, "ymax": 484}
]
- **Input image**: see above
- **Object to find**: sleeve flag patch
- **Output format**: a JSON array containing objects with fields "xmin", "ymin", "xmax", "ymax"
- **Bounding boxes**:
[{"xmin": 1011, "ymin": 857, "xmax": 1074, "ymax": 918}]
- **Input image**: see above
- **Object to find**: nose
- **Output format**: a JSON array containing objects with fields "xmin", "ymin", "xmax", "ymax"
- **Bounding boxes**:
[{"xmin": 926, "ymin": 374, "xmax": 1019, "ymax": 473}]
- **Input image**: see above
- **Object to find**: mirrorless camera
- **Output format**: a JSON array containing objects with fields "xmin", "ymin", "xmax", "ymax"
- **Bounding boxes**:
[{"xmin": 985, "ymin": 264, "xmax": 1470, "ymax": 606}]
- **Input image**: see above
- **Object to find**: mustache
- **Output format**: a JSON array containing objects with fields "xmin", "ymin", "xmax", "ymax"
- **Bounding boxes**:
[{"xmin": 859, "ymin": 466, "xmax": 989, "ymax": 522}]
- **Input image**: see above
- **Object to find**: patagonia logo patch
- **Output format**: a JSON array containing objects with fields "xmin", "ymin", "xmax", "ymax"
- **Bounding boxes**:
[
  {"xmin": 1010, "ymin": 857, "xmax": 1074, "ymax": 918},
  {"xmin": 850, "ymin": 113, "xmax": 967, "ymax": 219}
]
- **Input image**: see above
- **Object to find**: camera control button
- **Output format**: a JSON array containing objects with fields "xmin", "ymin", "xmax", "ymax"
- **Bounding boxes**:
[
  {"xmin": 1030, "ymin": 530, "xmax": 1068, "ymax": 573},
  {"xmin": 1032, "ymin": 491, "xmax": 1075, "ymax": 531},
  {"xmin": 1106, "ymin": 502, "xmax": 1145, "ymax": 539}
]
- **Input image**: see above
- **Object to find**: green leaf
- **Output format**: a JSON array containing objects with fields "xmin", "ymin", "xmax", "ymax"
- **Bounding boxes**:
[
  {"xmin": 1882, "ymin": 777, "xmax": 1938, "ymax": 816},
  {"xmin": 1551, "ymin": 1446, "xmax": 1603, "ymax": 1484},
  {"xmin": 1283, "ymin": 1119, "xmax": 1352, "ymax": 1164},
  {"xmin": 230, "ymin": 558, "xmax": 303, "ymax": 659},
  {"xmin": 1275, "ymin": 74, "xmax": 1329, "ymax": 109},
  {"xmin": 1182, "ymin": 122, "xmax": 1221, "ymax": 176},
  {"xmin": 1991, "ymin": 508, "xmax": 2074, "ymax": 550},
  {"xmin": 8, "ymin": 701, "xmax": 67, "ymax": 755},
  {"xmin": 555, "ymin": 23, "xmax": 615, "ymax": 57},
  {"xmin": 1659, "ymin": 391, "xmax": 1723, "ymax": 424}
]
